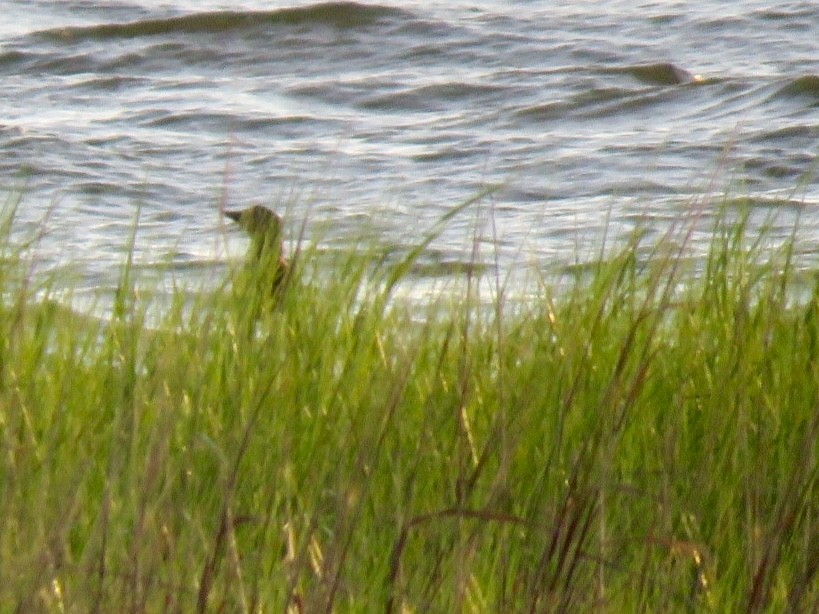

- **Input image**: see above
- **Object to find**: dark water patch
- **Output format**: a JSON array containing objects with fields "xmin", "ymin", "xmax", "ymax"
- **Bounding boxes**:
[
  {"xmin": 0, "ymin": 49, "xmax": 30, "ymax": 70},
  {"xmin": 359, "ymin": 82, "xmax": 509, "ymax": 112},
  {"xmin": 602, "ymin": 178, "xmax": 679, "ymax": 197},
  {"xmin": 774, "ymin": 75, "xmax": 819, "ymax": 102},
  {"xmin": 501, "ymin": 187, "xmax": 553, "ymax": 205},
  {"xmin": 688, "ymin": 13, "xmax": 749, "ymax": 33},
  {"xmin": 238, "ymin": 116, "xmax": 317, "ymax": 131},
  {"xmin": 724, "ymin": 195, "xmax": 808, "ymax": 212},
  {"xmin": 758, "ymin": 125, "xmax": 818, "ymax": 140},
  {"xmin": 19, "ymin": 50, "xmax": 102, "ymax": 75},
  {"xmin": 753, "ymin": 6, "xmax": 818, "ymax": 22},
  {"xmin": 686, "ymin": 80, "xmax": 773, "ymax": 126},
  {"xmin": 35, "ymin": 2, "xmax": 408, "ymax": 42},
  {"xmin": 405, "ymin": 259, "xmax": 488, "ymax": 279},
  {"xmin": 611, "ymin": 63, "xmax": 699, "ymax": 86},
  {"xmin": 741, "ymin": 154, "xmax": 816, "ymax": 181},
  {"xmin": 286, "ymin": 80, "xmax": 379, "ymax": 108},
  {"xmin": 1, "ymin": 133, "xmax": 69, "ymax": 154},
  {"xmin": 375, "ymin": 245, "xmax": 490, "ymax": 279},
  {"xmin": 76, "ymin": 180, "xmax": 127, "ymax": 196},
  {"xmin": 141, "ymin": 111, "xmax": 241, "ymax": 130},
  {"xmin": 395, "ymin": 41, "xmax": 454, "ymax": 62},
  {"xmin": 98, "ymin": 49, "xmax": 164, "ymax": 72},
  {"xmin": 286, "ymin": 82, "xmax": 345, "ymax": 99},
  {"xmin": 75, "ymin": 75, "xmax": 146, "ymax": 91},
  {"xmin": 513, "ymin": 84, "xmax": 683, "ymax": 122},
  {"xmin": 137, "ymin": 109, "xmax": 338, "ymax": 138},
  {"xmin": 620, "ymin": 208, "xmax": 687, "ymax": 226},
  {"xmin": 136, "ymin": 256, "xmax": 227, "ymax": 273},
  {"xmin": 576, "ymin": 86, "xmax": 642, "ymax": 105},
  {"xmin": 412, "ymin": 146, "xmax": 483, "ymax": 164},
  {"xmin": 151, "ymin": 209, "xmax": 186, "ymax": 223},
  {"xmin": 647, "ymin": 13, "xmax": 684, "ymax": 27},
  {"xmin": 92, "ymin": 40, "xmax": 230, "ymax": 73},
  {"xmin": 513, "ymin": 101, "xmax": 564, "ymax": 122}
]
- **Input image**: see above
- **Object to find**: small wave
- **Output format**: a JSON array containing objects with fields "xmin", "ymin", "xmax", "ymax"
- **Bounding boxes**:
[
  {"xmin": 406, "ymin": 259, "xmax": 488, "ymax": 279},
  {"xmin": 142, "ymin": 111, "xmax": 238, "ymax": 129},
  {"xmin": 76, "ymin": 180, "xmax": 126, "ymax": 196},
  {"xmin": 724, "ymin": 196, "xmax": 809, "ymax": 211},
  {"xmin": 759, "ymin": 125, "xmax": 818, "ymax": 140},
  {"xmin": 37, "ymin": 2, "xmax": 407, "ymax": 42},
  {"xmin": 137, "ymin": 109, "xmax": 318, "ymax": 134},
  {"xmin": 360, "ymin": 82, "xmax": 508, "ymax": 111},
  {"xmin": 0, "ymin": 49, "xmax": 29, "ymax": 69},
  {"xmin": 775, "ymin": 75, "xmax": 819, "ymax": 100},
  {"xmin": 76, "ymin": 75, "xmax": 146, "ymax": 91},
  {"xmin": 514, "ymin": 86, "xmax": 661, "ymax": 121},
  {"xmin": 617, "ymin": 62, "xmax": 700, "ymax": 86},
  {"xmin": 753, "ymin": 6, "xmax": 818, "ymax": 22}
]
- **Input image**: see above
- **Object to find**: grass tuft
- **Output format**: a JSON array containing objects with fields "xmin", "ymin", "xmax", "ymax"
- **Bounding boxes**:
[{"xmin": 0, "ymin": 193, "xmax": 817, "ymax": 612}]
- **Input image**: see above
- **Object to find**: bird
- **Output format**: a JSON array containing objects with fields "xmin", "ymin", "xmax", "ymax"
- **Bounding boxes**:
[{"xmin": 224, "ymin": 205, "xmax": 290, "ymax": 298}]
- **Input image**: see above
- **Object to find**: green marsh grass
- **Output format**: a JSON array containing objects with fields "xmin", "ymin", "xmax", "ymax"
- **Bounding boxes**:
[{"xmin": 0, "ymin": 197, "xmax": 818, "ymax": 612}]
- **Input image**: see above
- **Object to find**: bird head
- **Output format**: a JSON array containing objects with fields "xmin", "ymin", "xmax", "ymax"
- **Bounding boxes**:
[
  {"xmin": 224, "ymin": 205, "xmax": 283, "ymax": 240},
  {"xmin": 225, "ymin": 205, "xmax": 287, "ymax": 270}
]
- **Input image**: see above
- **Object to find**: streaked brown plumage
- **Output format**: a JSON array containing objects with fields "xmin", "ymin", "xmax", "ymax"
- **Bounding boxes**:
[{"xmin": 224, "ymin": 205, "xmax": 289, "ymax": 296}]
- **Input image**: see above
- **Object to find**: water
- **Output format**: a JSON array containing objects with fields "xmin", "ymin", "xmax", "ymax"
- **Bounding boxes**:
[{"xmin": 1, "ymin": 1, "xmax": 817, "ymax": 301}]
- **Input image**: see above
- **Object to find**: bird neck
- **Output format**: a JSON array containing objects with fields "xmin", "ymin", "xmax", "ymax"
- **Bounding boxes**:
[{"xmin": 251, "ymin": 233, "xmax": 282, "ymax": 262}]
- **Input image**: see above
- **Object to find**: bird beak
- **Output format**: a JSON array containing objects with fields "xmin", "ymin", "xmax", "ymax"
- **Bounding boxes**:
[{"xmin": 224, "ymin": 210, "xmax": 242, "ymax": 223}]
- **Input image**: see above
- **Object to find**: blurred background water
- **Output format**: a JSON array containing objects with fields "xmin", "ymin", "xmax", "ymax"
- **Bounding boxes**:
[{"xmin": 1, "ymin": 0, "xmax": 817, "ymax": 302}]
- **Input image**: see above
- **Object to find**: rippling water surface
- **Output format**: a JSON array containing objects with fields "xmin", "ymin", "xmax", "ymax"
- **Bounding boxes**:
[{"xmin": 1, "ymin": 1, "xmax": 817, "ymax": 298}]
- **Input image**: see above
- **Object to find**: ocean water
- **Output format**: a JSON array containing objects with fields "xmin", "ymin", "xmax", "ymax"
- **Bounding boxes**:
[{"xmin": 1, "ymin": 1, "xmax": 817, "ymax": 300}]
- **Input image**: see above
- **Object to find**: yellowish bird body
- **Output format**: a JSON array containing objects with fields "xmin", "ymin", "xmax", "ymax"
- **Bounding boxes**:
[{"xmin": 224, "ymin": 205, "xmax": 290, "ymax": 298}]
